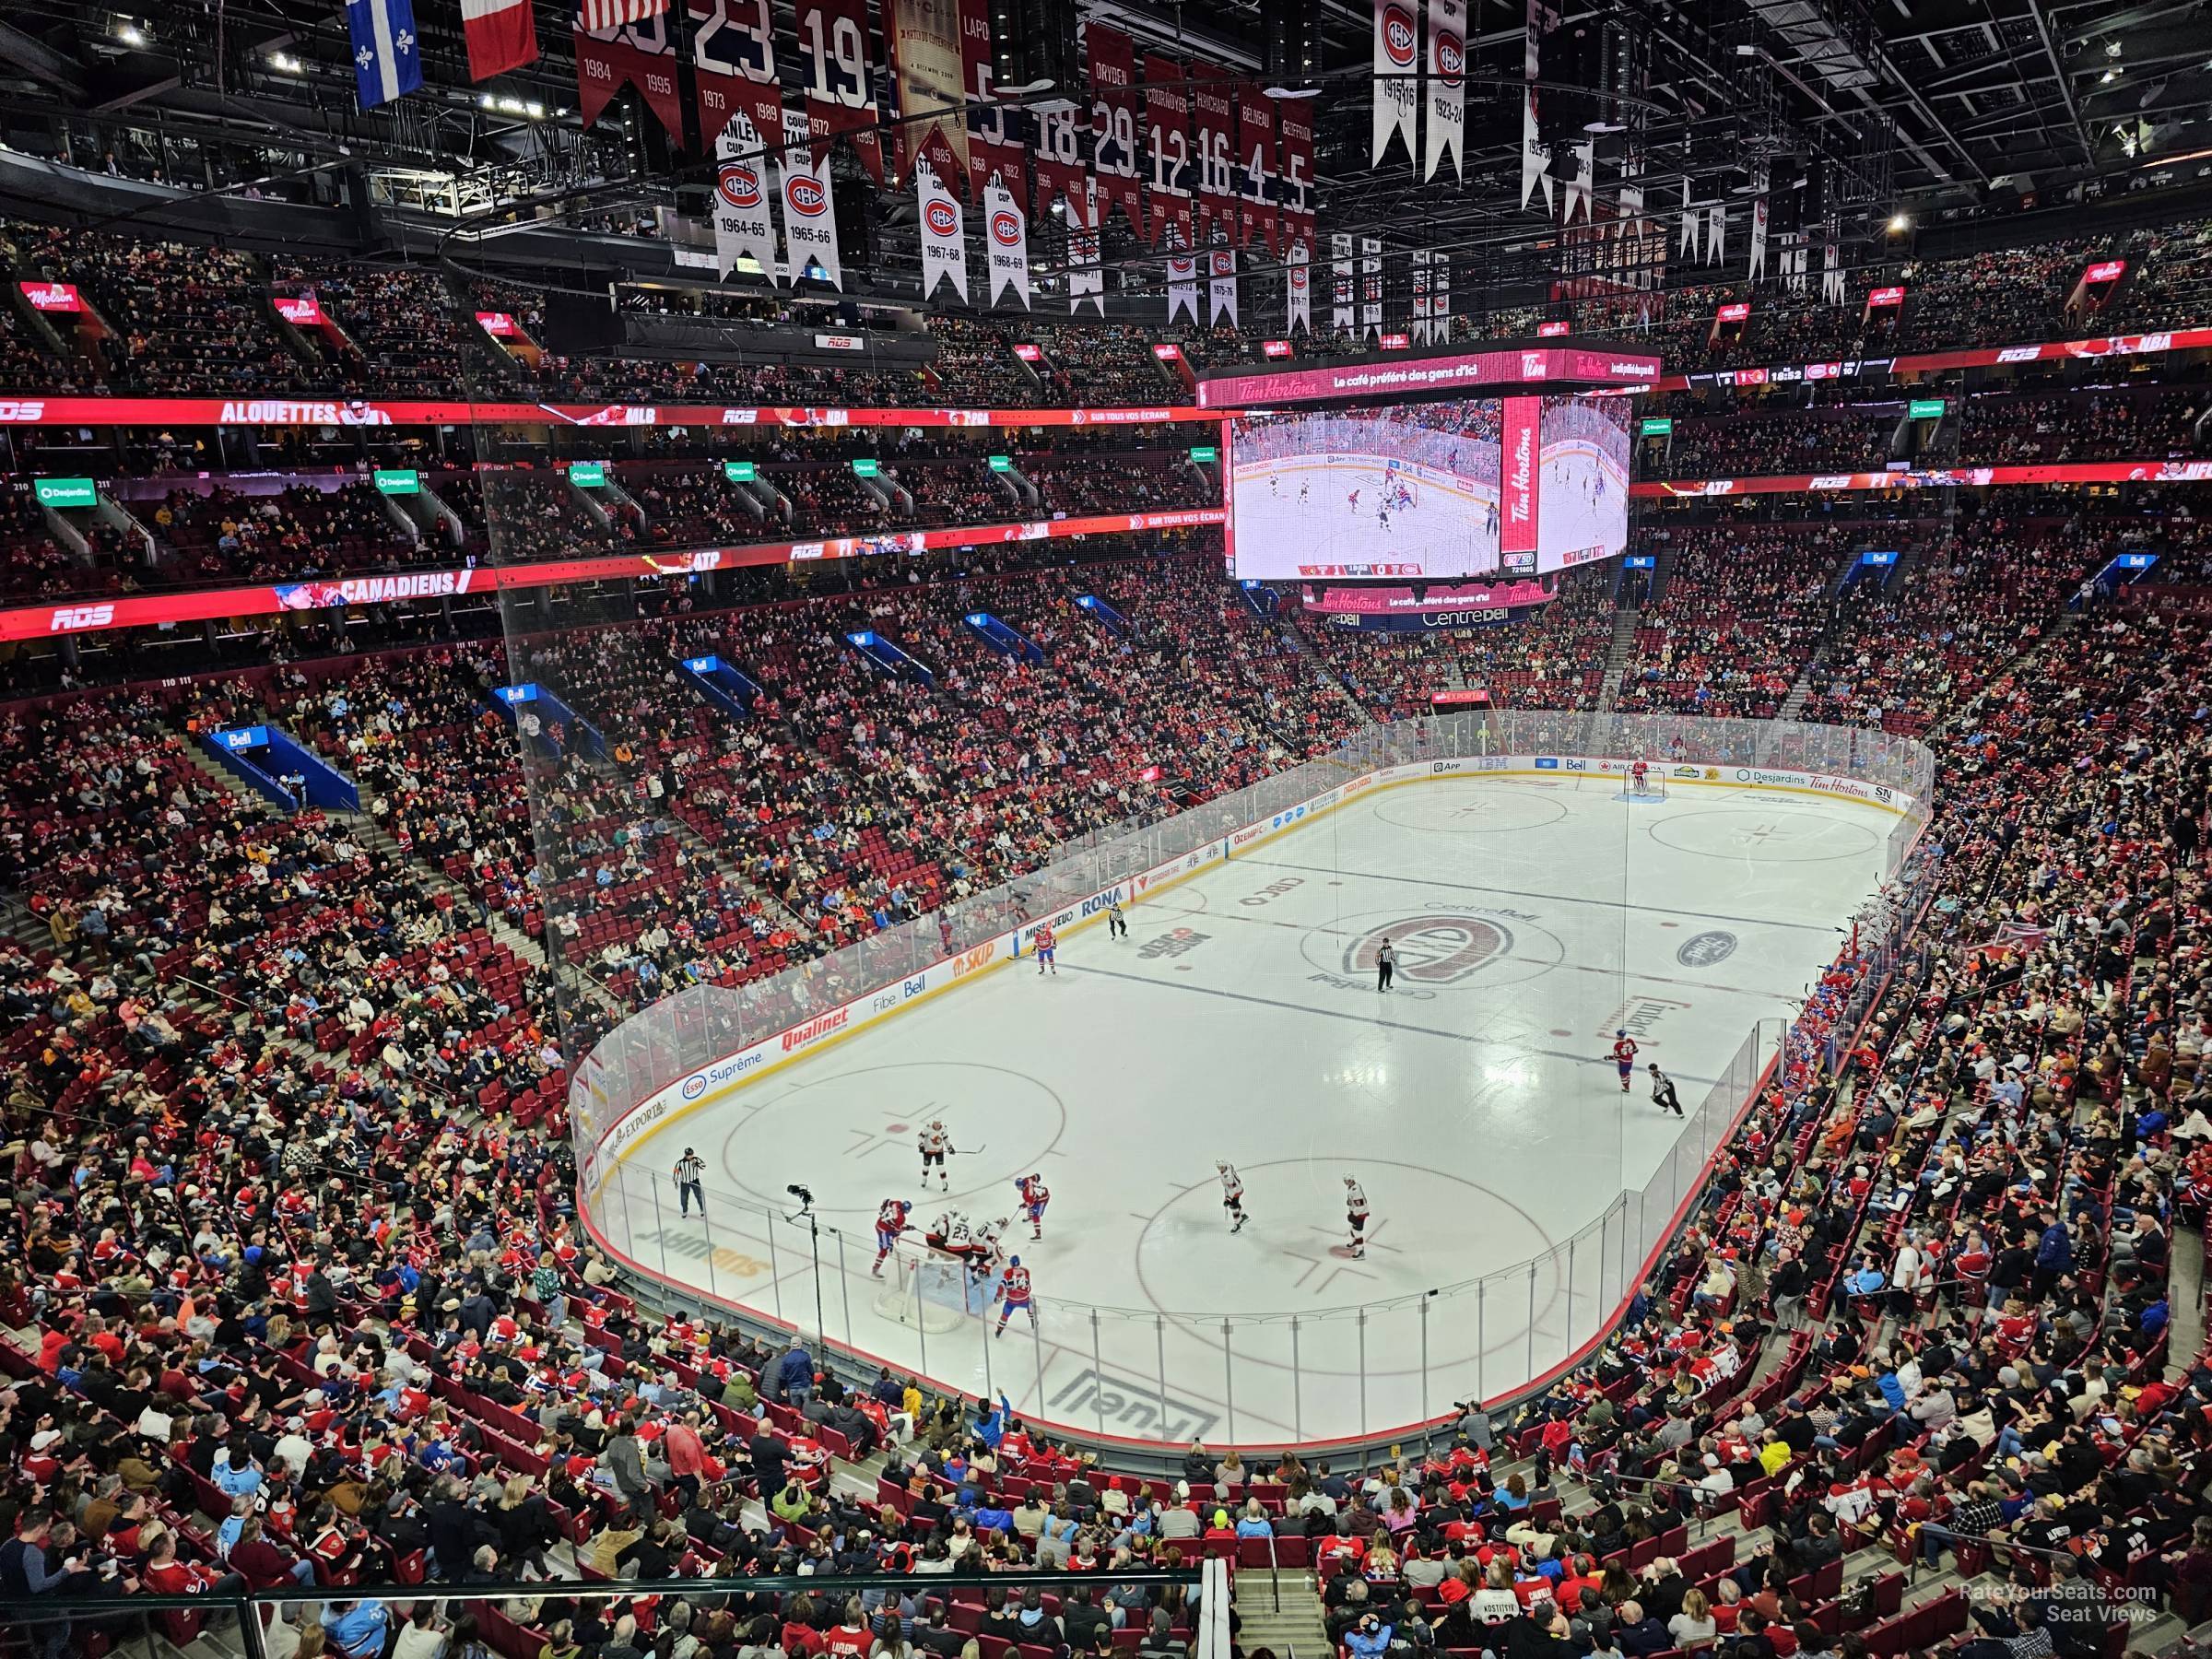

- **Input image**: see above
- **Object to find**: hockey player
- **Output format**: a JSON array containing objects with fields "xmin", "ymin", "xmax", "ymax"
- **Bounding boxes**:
[
  {"xmin": 994, "ymin": 1256, "xmax": 1035, "ymax": 1336},
  {"xmin": 1017, "ymin": 1173, "xmax": 1051, "ymax": 1239},
  {"xmin": 918, "ymin": 1119, "xmax": 951, "ymax": 1190},
  {"xmin": 924, "ymin": 1208, "xmax": 964, "ymax": 1252},
  {"xmin": 871, "ymin": 1198, "xmax": 913, "ymax": 1277},
  {"xmin": 1630, "ymin": 758, "xmax": 1650, "ymax": 794},
  {"xmin": 1217, "ymin": 1161, "xmax": 1249, "ymax": 1233},
  {"xmin": 1034, "ymin": 922, "xmax": 1057, "ymax": 976},
  {"xmin": 1344, "ymin": 1175, "xmax": 1370, "ymax": 1259},
  {"xmin": 1611, "ymin": 1030, "xmax": 1641, "ymax": 1093},
  {"xmin": 971, "ymin": 1216, "xmax": 1012, "ymax": 1282},
  {"xmin": 1105, "ymin": 897, "xmax": 1127, "ymax": 939}
]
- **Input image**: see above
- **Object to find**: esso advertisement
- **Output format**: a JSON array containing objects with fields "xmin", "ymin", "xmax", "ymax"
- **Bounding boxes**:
[
  {"xmin": 720, "ymin": 163, "xmax": 765, "ymax": 208},
  {"xmin": 786, "ymin": 176, "xmax": 830, "ymax": 217},
  {"xmin": 923, "ymin": 198, "xmax": 959, "ymax": 235},
  {"xmin": 1382, "ymin": 4, "xmax": 1418, "ymax": 65}
]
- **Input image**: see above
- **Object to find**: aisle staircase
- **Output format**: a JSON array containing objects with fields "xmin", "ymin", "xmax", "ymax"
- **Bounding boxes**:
[{"xmin": 1597, "ymin": 606, "xmax": 1641, "ymax": 710}]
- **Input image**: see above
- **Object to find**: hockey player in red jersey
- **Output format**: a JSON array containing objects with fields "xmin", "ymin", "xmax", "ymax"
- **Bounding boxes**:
[
  {"xmin": 994, "ymin": 1256, "xmax": 1035, "ymax": 1335},
  {"xmin": 871, "ymin": 1199, "xmax": 912, "ymax": 1277},
  {"xmin": 1611, "ymin": 1030, "xmax": 1640, "ymax": 1092},
  {"xmin": 1016, "ymin": 1173, "xmax": 1050, "ymax": 1240}
]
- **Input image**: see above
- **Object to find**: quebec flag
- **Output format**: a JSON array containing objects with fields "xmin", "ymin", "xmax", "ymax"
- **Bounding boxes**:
[{"xmin": 347, "ymin": 0, "xmax": 424, "ymax": 110}]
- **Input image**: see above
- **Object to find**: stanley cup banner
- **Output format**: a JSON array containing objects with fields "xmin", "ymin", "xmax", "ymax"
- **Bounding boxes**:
[
  {"xmin": 794, "ymin": 0, "xmax": 884, "ymax": 180},
  {"xmin": 1372, "ymin": 0, "xmax": 1421, "ymax": 166},
  {"xmin": 1824, "ymin": 226, "xmax": 1844, "ymax": 305},
  {"xmin": 1360, "ymin": 235, "xmax": 1382, "ymax": 335},
  {"xmin": 1208, "ymin": 245, "xmax": 1239, "ymax": 327},
  {"xmin": 916, "ymin": 157, "xmax": 971, "ymax": 302},
  {"xmin": 689, "ymin": 0, "xmax": 782, "ymax": 150},
  {"xmin": 1520, "ymin": 0, "xmax": 1552, "ymax": 210},
  {"xmin": 885, "ymin": 0, "xmax": 968, "ymax": 189},
  {"xmin": 1086, "ymin": 21, "xmax": 1146, "ymax": 237},
  {"xmin": 1424, "ymin": 0, "xmax": 1466, "ymax": 182},
  {"xmin": 712, "ymin": 111, "xmax": 783, "ymax": 278},
  {"xmin": 984, "ymin": 179, "xmax": 1031, "ymax": 310},
  {"xmin": 1707, "ymin": 201, "xmax": 1724, "ymax": 266},
  {"xmin": 1431, "ymin": 248, "xmax": 1450, "ymax": 339},
  {"xmin": 1067, "ymin": 178, "xmax": 1105, "ymax": 314},
  {"xmin": 1678, "ymin": 176, "xmax": 1698, "ymax": 259},
  {"xmin": 1144, "ymin": 53, "xmax": 1194, "ymax": 249},
  {"xmin": 780, "ymin": 105, "xmax": 843, "ymax": 288},
  {"xmin": 1749, "ymin": 160, "xmax": 1770, "ymax": 280},
  {"xmin": 1167, "ymin": 241, "xmax": 1201, "ymax": 325},
  {"xmin": 1411, "ymin": 248, "xmax": 1431, "ymax": 343},
  {"xmin": 1288, "ymin": 238, "xmax": 1312, "ymax": 335},
  {"xmin": 1331, "ymin": 231, "xmax": 1355, "ymax": 332}
]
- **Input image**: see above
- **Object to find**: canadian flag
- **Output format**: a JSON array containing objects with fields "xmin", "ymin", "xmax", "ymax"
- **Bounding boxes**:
[{"xmin": 462, "ymin": 0, "xmax": 538, "ymax": 78}]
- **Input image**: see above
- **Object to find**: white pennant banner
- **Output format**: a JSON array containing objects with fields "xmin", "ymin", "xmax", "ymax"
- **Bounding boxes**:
[
  {"xmin": 914, "ymin": 159, "xmax": 969, "ymax": 304},
  {"xmin": 1424, "ymin": 0, "xmax": 1466, "ymax": 182},
  {"xmin": 780, "ymin": 106, "xmax": 841, "ymax": 289},
  {"xmin": 1706, "ymin": 202, "xmax": 1724, "ymax": 266},
  {"xmin": 1288, "ymin": 238, "xmax": 1312, "ymax": 335},
  {"xmin": 1067, "ymin": 180, "xmax": 1104, "ymax": 316},
  {"xmin": 1208, "ymin": 244, "xmax": 1239, "ymax": 326},
  {"xmin": 1359, "ymin": 236, "xmax": 1382, "ymax": 335},
  {"xmin": 1561, "ymin": 140, "xmax": 1594, "ymax": 224},
  {"xmin": 1677, "ymin": 178, "xmax": 1698, "ymax": 260},
  {"xmin": 1167, "ymin": 240, "xmax": 1200, "ymax": 325},
  {"xmin": 1823, "ymin": 229, "xmax": 1843, "ymax": 305},
  {"xmin": 1431, "ymin": 248, "xmax": 1449, "ymax": 339},
  {"xmin": 1373, "ymin": 0, "xmax": 1421, "ymax": 165},
  {"xmin": 1748, "ymin": 162, "xmax": 1770, "ymax": 281},
  {"xmin": 1331, "ymin": 232, "xmax": 1354, "ymax": 332},
  {"xmin": 983, "ymin": 180, "xmax": 1030, "ymax": 310},
  {"xmin": 712, "ymin": 112, "xmax": 781, "ymax": 281}
]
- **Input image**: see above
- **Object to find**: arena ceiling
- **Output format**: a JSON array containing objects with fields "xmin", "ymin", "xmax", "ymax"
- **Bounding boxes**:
[{"xmin": 0, "ymin": 0, "xmax": 2205, "ymax": 296}]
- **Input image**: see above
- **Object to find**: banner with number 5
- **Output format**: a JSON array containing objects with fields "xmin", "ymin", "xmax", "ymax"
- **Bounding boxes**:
[{"xmin": 795, "ymin": 0, "xmax": 883, "ymax": 180}]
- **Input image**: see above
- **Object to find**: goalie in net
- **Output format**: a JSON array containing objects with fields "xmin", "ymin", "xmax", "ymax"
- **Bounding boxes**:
[
  {"xmin": 872, "ymin": 1236, "xmax": 994, "ymax": 1333},
  {"xmin": 1627, "ymin": 759, "xmax": 1666, "ymax": 799}
]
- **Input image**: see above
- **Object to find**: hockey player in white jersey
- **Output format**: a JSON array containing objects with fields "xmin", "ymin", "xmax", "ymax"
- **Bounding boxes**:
[
  {"xmin": 918, "ymin": 1120, "xmax": 952, "ymax": 1191},
  {"xmin": 1344, "ymin": 1175, "xmax": 1370, "ymax": 1259},
  {"xmin": 1216, "ymin": 1161, "xmax": 1249, "ymax": 1233}
]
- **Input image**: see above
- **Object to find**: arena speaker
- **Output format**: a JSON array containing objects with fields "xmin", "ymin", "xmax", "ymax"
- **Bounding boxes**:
[
  {"xmin": 1535, "ymin": 21, "xmax": 1603, "ymax": 145},
  {"xmin": 833, "ymin": 180, "xmax": 877, "ymax": 277},
  {"xmin": 993, "ymin": 0, "xmax": 1079, "ymax": 102},
  {"xmin": 541, "ymin": 285, "xmax": 622, "ymax": 355}
]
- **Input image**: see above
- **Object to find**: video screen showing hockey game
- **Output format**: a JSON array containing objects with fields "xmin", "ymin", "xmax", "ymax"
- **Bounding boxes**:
[
  {"xmin": 1230, "ymin": 403, "xmax": 1503, "ymax": 580},
  {"xmin": 1228, "ymin": 395, "xmax": 1631, "ymax": 580}
]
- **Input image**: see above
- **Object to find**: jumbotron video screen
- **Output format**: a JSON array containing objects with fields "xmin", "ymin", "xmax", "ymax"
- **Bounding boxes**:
[{"xmin": 1228, "ymin": 395, "xmax": 1632, "ymax": 580}]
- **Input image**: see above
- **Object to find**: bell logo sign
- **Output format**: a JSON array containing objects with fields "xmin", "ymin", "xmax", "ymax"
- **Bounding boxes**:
[{"xmin": 1382, "ymin": 5, "xmax": 1418, "ymax": 65}]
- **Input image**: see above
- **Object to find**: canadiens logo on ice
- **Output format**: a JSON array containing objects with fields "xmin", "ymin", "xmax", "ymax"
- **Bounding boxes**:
[{"xmin": 1345, "ymin": 914, "xmax": 1508, "ymax": 984}]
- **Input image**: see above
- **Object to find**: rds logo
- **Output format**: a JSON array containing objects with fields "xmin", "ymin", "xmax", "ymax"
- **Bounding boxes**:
[
  {"xmin": 719, "ymin": 163, "xmax": 763, "ymax": 210},
  {"xmin": 991, "ymin": 210, "xmax": 1021, "ymax": 245},
  {"xmin": 50, "ymin": 604, "xmax": 115, "ymax": 632},
  {"xmin": 1382, "ymin": 4, "xmax": 1418, "ymax": 65},
  {"xmin": 1434, "ymin": 32, "xmax": 1465, "ymax": 84},
  {"xmin": 786, "ymin": 176, "xmax": 829, "ymax": 217},
  {"xmin": 924, "ymin": 200, "xmax": 959, "ymax": 237}
]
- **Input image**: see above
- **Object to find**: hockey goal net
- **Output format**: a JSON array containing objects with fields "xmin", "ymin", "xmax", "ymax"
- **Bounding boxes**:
[
  {"xmin": 871, "ymin": 1240, "xmax": 989, "ymax": 1334},
  {"xmin": 1625, "ymin": 770, "xmax": 1667, "ymax": 799}
]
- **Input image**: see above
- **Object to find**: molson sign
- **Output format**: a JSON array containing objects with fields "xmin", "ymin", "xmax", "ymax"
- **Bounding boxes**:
[{"xmin": 19, "ymin": 281, "xmax": 81, "ymax": 312}]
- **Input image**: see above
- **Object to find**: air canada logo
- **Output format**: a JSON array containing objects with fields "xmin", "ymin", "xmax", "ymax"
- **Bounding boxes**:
[
  {"xmin": 991, "ymin": 209, "xmax": 1021, "ymax": 245},
  {"xmin": 1346, "ymin": 914, "xmax": 1508, "ymax": 984},
  {"xmin": 720, "ymin": 163, "xmax": 764, "ymax": 210},
  {"xmin": 786, "ymin": 175, "xmax": 829, "ymax": 217},
  {"xmin": 1434, "ymin": 32, "xmax": 1465, "ymax": 83},
  {"xmin": 1382, "ymin": 4, "xmax": 1418, "ymax": 65},
  {"xmin": 924, "ymin": 199, "xmax": 959, "ymax": 237}
]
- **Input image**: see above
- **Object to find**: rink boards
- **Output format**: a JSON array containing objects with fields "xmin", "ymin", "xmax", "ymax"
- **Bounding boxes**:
[{"xmin": 582, "ymin": 749, "xmax": 1918, "ymax": 1190}]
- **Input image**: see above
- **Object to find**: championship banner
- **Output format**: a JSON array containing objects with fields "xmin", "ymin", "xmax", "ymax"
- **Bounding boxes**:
[
  {"xmin": 1144, "ymin": 53, "xmax": 1193, "ymax": 249},
  {"xmin": 1372, "ymin": 0, "xmax": 1420, "ymax": 166},
  {"xmin": 1500, "ymin": 395, "xmax": 1540, "ymax": 558},
  {"xmin": 1520, "ymin": 0, "xmax": 1551, "ymax": 210},
  {"xmin": 689, "ymin": 0, "xmax": 782, "ymax": 148},
  {"xmin": 1167, "ymin": 243, "xmax": 1200, "ymax": 324},
  {"xmin": 780, "ymin": 105, "xmax": 843, "ymax": 287},
  {"xmin": 1823, "ymin": 229, "xmax": 1843, "ymax": 306},
  {"xmin": 1277, "ymin": 94, "xmax": 1314, "ymax": 250},
  {"xmin": 1424, "ymin": 0, "xmax": 1465, "ymax": 181},
  {"xmin": 1208, "ymin": 246, "xmax": 1239, "ymax": 327},
  {"xmin": 1432, "ymin": 248, "xmax": 1450, "ymax": 338},
  {"xmin": 1189, "ymin": 62, "xmax": 1238, "ymax": 243},
  {"xmin": 1331, "ymin": 231, "xmax": 1355, "ymax": 331},
  {"xmin": 713, "ymin": 112, "xmax": 783, "ymax": 278},
  {"xmin": 1236, "ymin": 82, "xmax": 1278, "ymax": 252},
  {"xmin": 1748, "ymin": 162, "xmax": 1770, "ymax": 280},
  {"xmin": 959, "ymin": 0, "xmax": 1024, "ymax": 206},
  {"xmin": 1677, "ymin": 177, "xmax": 1697, "ymax": 259},
  {"xmin": 795, "ymin": 0, "xmax": 885, "ymax": 180},
  {"xmin": 574, "ymin": 7, "xmax": 685, "ymax": 139},
  {"xmin": 1287, "ymin": 239, "xmax": 1312, "ymax": 335},
  {"xmin": 1086, "ymin": 21, "xmax": 1146, "ymax": 237},
  {"xmin": 1030, "ymin": 105, "xmax": 1088, "ymax": 216},
  {"xmin": 1067, "ymin": 178, "xmax": 1105, "ymax": 315},
  {"xmin": 1411, "ymin": 248, "xmax": 1431, "ymax": 344},
  {"xmin": 916, "ymin": 157, "xmax": 971, "ymax": 302},
  {"xmin": 1360, "ymin": 236, "xmax": 1382, "ymax": 335},
  {"xmin": 885, "ymin": 0, "xmax": 969, "ymax": 188},
  {"xmin": 1562, "ymin": 139, "xmax": 1594, "ymax": 224},
  {"xmin": 1706, "ymin": 202, "xmax": 1724, "ymax": 266},
  {"xmin": 984, "ymin": 180, "xmax": 1031, "ymax": 309}
]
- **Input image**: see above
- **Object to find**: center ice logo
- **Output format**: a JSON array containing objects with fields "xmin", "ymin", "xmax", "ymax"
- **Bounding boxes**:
[{"xmin": 1345, "ymin": 915, "xmax": 1507, "ymax": 983}]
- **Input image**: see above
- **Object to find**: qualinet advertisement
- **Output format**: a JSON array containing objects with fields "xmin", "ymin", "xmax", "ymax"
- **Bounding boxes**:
[{"xmin": 587, "ymin": 752, "xmax": 1915, "ymax": 1168}]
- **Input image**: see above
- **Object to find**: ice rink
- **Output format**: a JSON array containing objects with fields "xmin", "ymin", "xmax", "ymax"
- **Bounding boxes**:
[
  {"xmin": 1540, "ymin": 443, "xmax": 1630, "ymax": 567},
  {"xmin": 600, "ymin": 771, "xmax": 1893, "ymax": 1445},
  {"xmin": 1230, "ymin": 457, "xmax": 1501, "ymax": 578}
]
